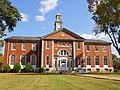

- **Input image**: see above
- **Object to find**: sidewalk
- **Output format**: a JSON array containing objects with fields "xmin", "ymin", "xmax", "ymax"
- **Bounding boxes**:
[{"xmin": 76, "ymin": 74, "xmax": 120, "ymax": 81}]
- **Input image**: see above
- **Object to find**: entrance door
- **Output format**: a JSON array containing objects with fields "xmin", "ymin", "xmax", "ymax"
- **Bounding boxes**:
[{"xmin": 60, "ymin": 59, "xmax": 67, "ymax": 70}]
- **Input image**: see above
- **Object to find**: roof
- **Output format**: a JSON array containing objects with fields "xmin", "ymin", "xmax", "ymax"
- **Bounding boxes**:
[
  {"xmin": 4, "ymin": 36, "xmax": 41, "ymax": 42},
  {"xmin": 42, "ymin": 28, "xmax": 85, "ymax": 41},
  {"xmin": 84, "ymin": 39, "xmax": 111, "ymax": 45}
]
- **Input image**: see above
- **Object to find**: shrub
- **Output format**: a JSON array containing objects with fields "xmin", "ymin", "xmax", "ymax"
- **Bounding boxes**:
[
  {"xmin": 39, "ymin": 67, "xmax": 44, "ymax": 73},
  {"xmin": 25, "ymin": 62, "xmax": 32, "ymax": 72},
  {"xmin": 3, "ymin": 64, "xmax": 10, "ymax": 72},
  {"xmin": 13, "ymin": 63, "xmax": 21, "ymax": 73}
]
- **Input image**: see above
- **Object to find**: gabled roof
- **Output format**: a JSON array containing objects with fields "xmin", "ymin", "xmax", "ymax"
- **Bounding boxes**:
[
  {"xmin": 85, "ymin": 39, "xmax": 111, "ymax": 45},
  {"xmin": 42, "ymin": 28, "xmax": 85, "ymax": 40},
  {"xmin": 5, "ymin": 36, "xmax": 41, "ymax": 42}
]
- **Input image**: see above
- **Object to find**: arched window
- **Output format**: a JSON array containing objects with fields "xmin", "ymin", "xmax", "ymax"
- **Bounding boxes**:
[
  {"xmin": 21, "ymin": 55, "xmax": 26, "ymax": 65},
  {"xmin": 95, "ymin": 56, "xmax": 99, "ymax": 65},
  {"xmin": 104, "ymin": 56, "xmax": 108, "ymax": 65},
  {"xmin": 30, "ymin": 55, "xmax": 36, "ymax": 65},
  {"xmin": 10, "ymin": 54, "xmax": 15, "ymax": 65},
  {"xmin": 86, "ymin": 56, "xmax": 91, "ymax": 65},
  {"xmin": 58, "ymin": 50, "xmax": 69, "ymax": 56}
]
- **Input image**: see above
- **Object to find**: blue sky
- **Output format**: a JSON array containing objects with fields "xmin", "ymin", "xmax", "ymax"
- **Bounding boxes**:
[{"xmin": 1, "ymin": 0, "xmax": 119, "ymax": 56}]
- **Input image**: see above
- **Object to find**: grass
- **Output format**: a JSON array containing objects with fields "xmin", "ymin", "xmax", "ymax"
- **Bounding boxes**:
[{"xmin": 0, "ymin": 73, "xmax": 120, "ymax": 90}]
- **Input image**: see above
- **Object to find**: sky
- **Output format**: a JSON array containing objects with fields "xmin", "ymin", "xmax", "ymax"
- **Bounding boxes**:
[{"xmin": 1, "ymin": 0, "xmax": 119, "ymax": 56}]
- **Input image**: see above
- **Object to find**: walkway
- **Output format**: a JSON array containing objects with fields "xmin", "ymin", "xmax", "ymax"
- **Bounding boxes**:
[{"xmin": 76, "ymin": 74, "xmax": 120, "ymax": 81}]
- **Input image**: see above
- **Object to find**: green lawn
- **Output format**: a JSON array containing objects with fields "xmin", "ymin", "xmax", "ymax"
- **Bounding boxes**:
[{"xmin": 0, "ymin": 73, "xmax": 120, "ymax": 90}]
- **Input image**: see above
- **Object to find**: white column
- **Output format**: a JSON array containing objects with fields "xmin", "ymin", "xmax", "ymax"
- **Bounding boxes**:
[
  {"xmin": 52, "ymin": 40, "xmax": 54, "ymax": 69},
  {"xmin": 73, "ymin": 41, "xmax": 75, "ymax": 69},
  {"xmin": 41, "ymin": 40, "xmax": 44, "ymax": 67}
]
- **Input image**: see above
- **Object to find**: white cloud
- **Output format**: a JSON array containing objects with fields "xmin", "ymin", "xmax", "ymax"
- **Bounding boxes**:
[
  {"xmin": 80, "ymin": 33, "xmax": 109, "ymax": 39},
  {"xmin": 39, "ymin": 0, "xmax": 58, "ymax": 15},
  {"xmin": 20, "ymin": 13, "xmax": 29, "ymax": 22},
  {"xmin": 35, "ymin": 15, "xmax": 45, "ymax": 22},
  {"xmin": 42, "ymin": 26, "xmax": 46, "ymax": 30}
]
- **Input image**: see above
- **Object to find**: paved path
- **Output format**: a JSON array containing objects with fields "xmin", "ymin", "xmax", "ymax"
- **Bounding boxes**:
[{"xmin": 76, "ymin": 74, "xmax": 120, "ymax": 81}]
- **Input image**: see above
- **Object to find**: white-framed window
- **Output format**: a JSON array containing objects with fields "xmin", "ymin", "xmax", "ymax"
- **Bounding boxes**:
[
  {"xmin": 103, "ymin": 46, "xmax": 106, "ymax": 52},
  {"xmin": 10, "ymin": 54, "xmax": 15, "ymax": 65},
  {"xmin": 20, "ymin": 55, "xmax": 26, "ymax": 65},
  {"xmin": 46, "ymin": 56, "xmax": 49, "ymax": 65},
  {"xmin": 86, "ymin": 45, "xmax": 90, "ymax": 51},
  {"xmin": 78, "ymin": 42, "xmax": 80, "ymax": 50},
  {"xmin": 95, "ymin": 56, "xmax": 99, "ymax": 65},
  {"xmin": 95, "ymin": 45, "xmax": 98, "ymax": 51},
  {"xmin": 58, "ymin": 50, "xmax": 69, "ymax": 56},
  {"xmin": 58, "ymin": 42, "xmax": 61, "ymax": 46},
  {"xmin": 86, "ymin": 56, "xmax": 91, "ymax": 65},
  {"xmin": 61, "ymin": 42, "xmax": 66, "ymax": 46},
  {"xmin": 30, "ymin": 55, "xmax": 36, "ymax": 65},
  {"xmin": 104, "ymin": 56, "xmax": 108, "ymax": 65},
  {"xmin": 66, "ymin": 42, "xmax": 69, "ymax": 46},
  {"xmin": 11, "ymin": 43, "xmax": 16, "ymax": 50},
  {"xmin": 46, "ymin": 41, "xmax": 50, "ymax": 49},
  {"xmin": 22, "ymin": 43, "xmax": 26, "ymax": 50},
  {"xmin": 32, "ymin": 43, "xmax": 36, "ymax": 51}
]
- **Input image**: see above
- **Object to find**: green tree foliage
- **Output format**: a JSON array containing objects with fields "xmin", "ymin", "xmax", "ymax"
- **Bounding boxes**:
[
  {"xmin": 87, "ymin": 0, "xmax": 120, "ymax": 55},
  {"xmin": 0, "ymin": 53, "xmax": 3, "ymax": 63},
  {"xmin": 112, "ymin": 54, "xmax": 120, "ymax": 72},
  {"xmin": 3, "ymin": 64, "xmax": 10, "ymax": 72},
  {"xmin": 25, "ymin": 62, "xmax": 32, "ymax": 72},
  {"xmin": 39, "ymin": 67, "xmax": 44, "ymax": 73},
  {"xmin": 0, "ymin": 0, "xmax": 22, "ymax": 48},
  {"xmin": 13, "ymin": 63, "xmax": 21, "ymax": 72}
]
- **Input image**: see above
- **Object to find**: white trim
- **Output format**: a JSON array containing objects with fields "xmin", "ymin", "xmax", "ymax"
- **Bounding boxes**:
[
  {"xmin": 30, "ymin": 54, "xmax": 37, "ymax": 68},
  {"xmin": 52, "ymin": 40, "xmax": 54, "ymax": 67},
  {"xmin": 20, "ymin": 54, "xmax": 26, "ymax": 69},
  {"xmin": 11, "ymin": 43, "xmax": 16, "ymax": 50},
  {"xmin": 7, "ymin": 42, "xmax": 10, "ymax": 64},
  {"xmin": 46, "ymin": 41, "xmax": 50, "ymax": 49},
  {"xmin": 21, "ymin": 43, "xmax": 26, "ymax": 50},
  {"xmin": 57, "ymin": 49, "xmax": 69, "ymax": 56},
  {"xmin": 73, "ymin": 41, "xmax": 75, "ymax": 67},
  {"xmin": 32, "ymin": 43, "xmax": 37, "ymax": 51},
  {"xmin": 41, "ymin": 40, "xmax": 44, "ymax": 67},
  {"xmin": 83, "ymin": 42, "xmax": 85, "ymax": 60}
]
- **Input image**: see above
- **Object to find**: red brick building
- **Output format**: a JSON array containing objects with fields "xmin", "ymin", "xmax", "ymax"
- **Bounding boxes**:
[{"xmin": 4, "ymin": 13, "xmax": 113, "ymax": 72}]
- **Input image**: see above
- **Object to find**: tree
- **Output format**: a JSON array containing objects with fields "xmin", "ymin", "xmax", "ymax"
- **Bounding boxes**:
[
  {"xmin": 112, "ymin": 54, "xmax": 120, "ymax": 72},
  {"xmin": 0, "ymin": 53, "xmax": 3, "ymax": 63},
  {"xmin": 87, "ymin": 0, "xmax": 120, "ymax": 55},
  {"xmin": 0, "ymin": 0, "xmax": 22, "ymax": 48},
  {"xmin": 25, "ymin": 62, "xmax": 32, "ymax": 72},
  {"xmin": 3, "ymin": 64, "xmax": 10, "ymax": 72},
  {"xmin": 13, "ymin": 63, "xmax": 21, "ymax": 72}
]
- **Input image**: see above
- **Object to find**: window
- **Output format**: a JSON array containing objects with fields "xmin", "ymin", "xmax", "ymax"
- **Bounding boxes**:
[
  {"xmin": 78, "ymin": 42, "xmax": 80, "ymax": 49},
  {"xmin": 11, "ymin": 43, "xmax": 16, "ymax": 50},
  {"xmin": 10, "ymin": 54, "xmax": 15, "ymax": 65},
  {"xmin": 86, "ymin": 45, "xmax": 90, "ymax": 51},
  {"xmin": 58, "ymin": 50, "xmax": 69, "ymax": 56},
  {"xmin": 104, "ymin": 56, "xmax": 108, "ymax": 65},
  {"xmin": 61, "ymin": 42, "xmax": 66, "ymax": 46},
  {"xmin": 46, "ymin": 41, "xmax": 50, "ymax": 49},
  {"xmin": 21, "ymin": 55, "xmax": 26, "ymax": 65},
  {"xmin": 32, "ymin": 44, "xmax": 36, "ymax": 51},
  {"xmin": 95, "ymin": 56, "xmax": 99, "ymax": 65},
  {"xmin": 30, "ymin": 55, "xmax": 36, "ymax": 65},
  {"xmin": 58, "ymin": 42, "xmax": 61, "ymax": 46},
  {"xmin": 66, "ymin": 42, "xmax": 69, "ymax": 46},
  {"xmin": 77, "ymin": 56, "xmax": 81, "ymax": 65},
  {"xmin": 103, "ymin": 46, "xmax": 106, "ymax": 51},
  {"xmin": 86, "ymin": 56, "xmax": 91, "ymax": 65},
  {"xmin": 46, "ymin": 56, "xmax": 49, "ymax": 65},
  {"xmin": 22, "ymin": 43, "xmax": 26, "ymax": 50},
  {"xmin": 95, "ymin": 45, "xmax": 98, "ymax": 51}
]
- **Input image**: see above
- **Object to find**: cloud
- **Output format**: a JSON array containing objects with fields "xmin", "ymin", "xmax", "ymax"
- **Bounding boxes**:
[
  {"xmin": 35, "ymin": 0, "xmax": 58, "ymax": 22},
  {"xmin": 39, "ymin": 0, "xmax": 58, "ymax": 15},
  {"xmin": 35, "ymin": 15, "xmax": 45, "ymax": 22},
  {"xmin": 20, "ymin": 13, "xmax": 29, "ymax": 22},
  {"xmin": 80, "ymin": 33, "xmax": 109, "ymax": 39},
  {"xmin": 42, "ymin": 26, "xmax": 46, "ymax": 30}
]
